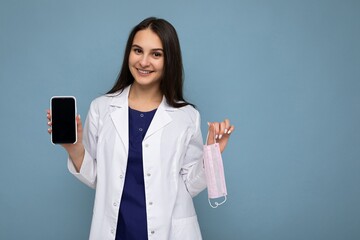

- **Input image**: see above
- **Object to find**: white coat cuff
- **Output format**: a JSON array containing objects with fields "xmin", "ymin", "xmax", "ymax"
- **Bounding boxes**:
[{"xmin": 67, "ymin": 149, "xmax": 96, "ymax": 188}]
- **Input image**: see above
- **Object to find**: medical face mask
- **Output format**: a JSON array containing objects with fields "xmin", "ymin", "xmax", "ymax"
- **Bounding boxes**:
[{"xmin": 203, "ymin": 133, "xmax": 228, "ymax": 208}]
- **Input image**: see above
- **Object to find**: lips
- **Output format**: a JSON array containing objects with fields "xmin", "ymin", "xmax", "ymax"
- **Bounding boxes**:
[{"xmin": 137, "ymin": 68, "xmax": 153, "ymax": 75}]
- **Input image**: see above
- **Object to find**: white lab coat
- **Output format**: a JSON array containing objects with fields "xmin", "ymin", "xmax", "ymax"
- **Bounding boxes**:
[{"xmin": 68, "ymin": 85, "xmax": 207, "ymax": 240}]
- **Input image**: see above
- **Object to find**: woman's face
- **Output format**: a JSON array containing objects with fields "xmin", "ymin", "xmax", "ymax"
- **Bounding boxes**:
[{"xmin": 129, "ymin": 28, "xmax": 164, "ymax": 88}]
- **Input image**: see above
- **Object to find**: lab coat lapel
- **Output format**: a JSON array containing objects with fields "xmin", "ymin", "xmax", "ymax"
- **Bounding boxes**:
[
  {"xmin": 144, "ymin": 97, "xmax": 173, "ymax": 140},
  {"xmin": 109, "ymin": 87, "xmax": 130, "ymax": 153}
]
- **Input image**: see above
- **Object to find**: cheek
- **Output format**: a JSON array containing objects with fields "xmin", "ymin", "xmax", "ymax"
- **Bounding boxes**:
[
  {"xmin": 156, "ymin": 59, "xmax": 165, "ymax": 71},
  {"xmin": 128, "ymin": 53, "xmax": 136, "ymax": 66},
  {"xmin": 128, "ymin": 56, "xmax": 137, "ymax": 75}
]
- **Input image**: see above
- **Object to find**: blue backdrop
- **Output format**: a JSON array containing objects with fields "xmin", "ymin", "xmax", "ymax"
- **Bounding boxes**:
[{"xmin": 1, "ymin": 0, "xmax": 359, "ymax": 239}]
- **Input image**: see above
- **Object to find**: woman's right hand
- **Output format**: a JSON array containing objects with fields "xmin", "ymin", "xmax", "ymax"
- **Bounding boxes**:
[{"xmin": 47, "ymin": 109, "xmax": 85, "ymax": 172}]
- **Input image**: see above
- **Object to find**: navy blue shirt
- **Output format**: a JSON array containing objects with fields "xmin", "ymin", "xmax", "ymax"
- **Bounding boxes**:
[{"xmin": 116, "ymin": 107, "xmax": 157, "ymax": 240}]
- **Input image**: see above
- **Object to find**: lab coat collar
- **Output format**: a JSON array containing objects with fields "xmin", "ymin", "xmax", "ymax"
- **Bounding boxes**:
[
  {"xmin": 109, "ymin": 85, "xmax": 175, "ymax": 148},
  {"xmin": 144, "ymin": 96, "xmax": 173, "ymax": 140}
]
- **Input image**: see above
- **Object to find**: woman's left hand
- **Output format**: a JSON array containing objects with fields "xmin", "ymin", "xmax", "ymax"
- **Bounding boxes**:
[{"xmin": 206, "ymin": 119, "xmax": 235, "ymax": 153}]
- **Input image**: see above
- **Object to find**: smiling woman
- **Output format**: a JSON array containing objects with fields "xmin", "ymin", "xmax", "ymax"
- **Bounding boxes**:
[{"xmin": 46, "ymin": 17, "xmax": 234, "ymax": 240}]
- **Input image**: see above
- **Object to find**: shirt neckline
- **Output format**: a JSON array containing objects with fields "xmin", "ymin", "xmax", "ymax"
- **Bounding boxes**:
[{"xmin": 129, "ymin": 107, "xmax": 157, "ymax": 114}]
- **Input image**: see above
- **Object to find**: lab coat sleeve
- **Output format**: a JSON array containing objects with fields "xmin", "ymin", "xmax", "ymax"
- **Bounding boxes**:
[
  {"xmin": 180, "ymin": 110, "xmax": 207, "ymax": 197},
  {"xmin": 68, "ymin": 99, "xmax": 99, "ymax": 189}
]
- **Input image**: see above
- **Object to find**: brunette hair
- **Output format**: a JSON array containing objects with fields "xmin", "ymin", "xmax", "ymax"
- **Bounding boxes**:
[{"xmin": 107, "ymin": 17, "xmax": 193, "ymax": 108}]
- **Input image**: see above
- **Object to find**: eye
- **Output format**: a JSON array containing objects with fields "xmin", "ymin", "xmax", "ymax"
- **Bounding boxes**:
[
  {"xmin": 133, "ymin": 48, "xmax": 142, "ymax": 54},
  {"xmin": 152, "ymin": 51, "xmax": 163, "ymax": 58}
]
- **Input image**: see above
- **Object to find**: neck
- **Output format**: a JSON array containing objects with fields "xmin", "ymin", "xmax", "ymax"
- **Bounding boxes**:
[{"xmin": 128, "ymin": 83, "xmax": 162, "ymax": 111}]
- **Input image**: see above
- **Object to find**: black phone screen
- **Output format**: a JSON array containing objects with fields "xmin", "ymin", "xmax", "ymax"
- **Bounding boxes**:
[{"xmin": 51, "ymin": 96, "xmax": 77, "ymax": 144}]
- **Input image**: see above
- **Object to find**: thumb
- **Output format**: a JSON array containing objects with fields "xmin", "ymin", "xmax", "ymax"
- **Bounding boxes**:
[
  {"xmin": 77, "ymin": 114, "xmax": 83, "ymax": 139},
  {"xmin": 206, "ymin": 122, "xmax": 216, "ymax": 145}
]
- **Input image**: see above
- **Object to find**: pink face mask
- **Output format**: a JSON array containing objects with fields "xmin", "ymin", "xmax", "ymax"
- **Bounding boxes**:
[{"xmin": 203, "ymin": 135, "xmax": 228, "ymax": 208}]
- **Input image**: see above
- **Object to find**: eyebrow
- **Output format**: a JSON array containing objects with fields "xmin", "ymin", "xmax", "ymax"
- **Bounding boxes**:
[{"xmin": 131, "ymin": 44, "xmax": 164, "ymax": 52}]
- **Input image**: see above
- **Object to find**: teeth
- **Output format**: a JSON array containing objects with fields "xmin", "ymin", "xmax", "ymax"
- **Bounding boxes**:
[{"xmin": 138, "ymin": 69, "xmax": 151, "ymax": 74}]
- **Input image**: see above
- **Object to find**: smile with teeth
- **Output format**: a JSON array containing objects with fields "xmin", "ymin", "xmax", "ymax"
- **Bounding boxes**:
[{"xmin": 137, "ymin": 68, "xmax": 153, "ymax": 75}]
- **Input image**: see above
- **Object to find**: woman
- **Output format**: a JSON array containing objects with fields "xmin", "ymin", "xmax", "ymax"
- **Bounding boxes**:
[{"xmin": 47, "ymin": 17, "xmax": 234, "ymax": 240}]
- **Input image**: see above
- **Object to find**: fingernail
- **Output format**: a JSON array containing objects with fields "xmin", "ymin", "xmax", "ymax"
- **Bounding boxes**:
[
  {"xmin": 227, "ymin": 130, "xmax": 232, "ymax": 134},
  {"xmin": 207, "ymin": 122, "xmax": 210, "ymax": 126},
  {"xmin": 215, "ymin": 134, "xmax": 219, "ymax": 139},
  {"xmin": 224, "ymin": 129, "xmax": 228, "ymax": 134},
  {"xmin": 47, "ymin": 121, "xmax": 51, "ymax": 125},
  {"xmin": 219, "ymin": 134, "xmax": 223, "ymax": 139}
]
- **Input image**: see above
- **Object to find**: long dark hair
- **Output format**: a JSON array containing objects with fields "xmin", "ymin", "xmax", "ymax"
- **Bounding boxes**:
[{"xmin": 107, "ymin": 17, "xmax": 193, "ymax": 108}]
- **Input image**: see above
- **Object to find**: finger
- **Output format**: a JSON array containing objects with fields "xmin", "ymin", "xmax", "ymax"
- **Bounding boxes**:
[
  {"xmin": 227, "ymin": 125, "xmax": 235, "ymax": 135},
  {"xmin": 212, "ymin": 122, "xmax": 220, "ymax": 140},
  {"xmin": 224, "ymin": 119, "xmax": 230, "ymax": 134},
  {"xmin": 219, "ymin": 121, "xmax": 226, "ymax": 139},
  {"xmin": 46, "ymin": 109, "xmax": 52, "ymax": 134},
  {"xmin": 46, "ymin": 109, "xmax": 51, "ymax": 121},
  {"xmin": 47, "ymin": 112, "xmax": 52, "ymax": 126}
]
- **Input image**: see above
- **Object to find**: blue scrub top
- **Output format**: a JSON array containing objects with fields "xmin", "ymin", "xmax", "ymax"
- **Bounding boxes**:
[{"xmin": 116, "ymin": 107, "xmax": 157, "ymax": 240}]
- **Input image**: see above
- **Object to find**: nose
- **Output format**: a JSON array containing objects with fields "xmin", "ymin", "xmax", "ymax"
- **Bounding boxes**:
[{"xmin": 139, "ymin": 55, "xmax": 150, "ymax": 68}]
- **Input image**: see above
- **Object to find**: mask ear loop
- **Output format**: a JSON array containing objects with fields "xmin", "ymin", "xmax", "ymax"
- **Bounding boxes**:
[{"xmin": 209, "ymin": 196, "xmax": 227, "ymax": 208}]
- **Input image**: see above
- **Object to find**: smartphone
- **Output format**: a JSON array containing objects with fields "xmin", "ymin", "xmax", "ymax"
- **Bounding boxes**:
[{"xmin": 50, "ymin": 96, "xmax": 77, "ymax": 144}]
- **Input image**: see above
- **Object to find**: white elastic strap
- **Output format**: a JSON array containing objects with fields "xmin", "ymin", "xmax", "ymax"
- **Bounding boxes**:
[{"xmin": 208, "ymin": 196, "xmax": 227, "ymax": 209}]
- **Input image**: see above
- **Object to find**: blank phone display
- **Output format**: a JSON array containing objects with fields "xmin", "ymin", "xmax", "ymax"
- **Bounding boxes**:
[{"xmin": 51, "ymin": 97, "xmax": 76, "ymax": 144}]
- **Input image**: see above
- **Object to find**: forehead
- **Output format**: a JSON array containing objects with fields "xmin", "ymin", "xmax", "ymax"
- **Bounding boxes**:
[{"xmin": 132, "ymin": 28, "xmax": 163, "ymax": 49}]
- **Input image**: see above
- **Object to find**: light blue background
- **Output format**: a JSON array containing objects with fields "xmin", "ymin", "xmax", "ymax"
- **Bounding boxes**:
[{"xmin": 1, "ymin": 0, "xmax": 359, "ymax": 239}]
